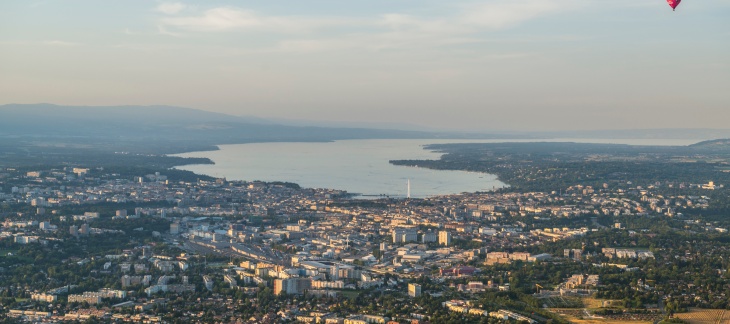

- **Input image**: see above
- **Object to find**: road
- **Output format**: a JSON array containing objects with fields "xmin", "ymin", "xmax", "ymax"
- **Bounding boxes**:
[{"xmin": 182, "ymin": 240, "xmax": 287, "ymax": 266}]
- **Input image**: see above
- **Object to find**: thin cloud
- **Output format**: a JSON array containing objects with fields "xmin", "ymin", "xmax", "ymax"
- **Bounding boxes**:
[
  {"xmin": 43, "ymin": 40, "xmax": 80, "ymax": 46},
  {"xmin": 161, "ymin": 7, "xmax": 262, "ymax": 31},
  {"xmin": 158, "ymin": 3, "xmax": 574, "ymax": 35},
  {"xmin": 156, "ymin": 2, "xmax": 188, "ymax": 15},
  {"xmin": 155, "ymin": 2, "xmax": 584, "ymax": 53},
  {"xmin": 460, "ymin": 0, "xmax": 583, "ymax": 29},
  {"xmin": 159, "ymin": 7, "xmax": 353, "ymax": 33},
  {"xmin": 377, "ymin": 14, "xmax": 470, "ymax": 35},
  {"xmin": 157, "ymin": 25, "xmax": 185, "ymax": 37},
  {"xmin": 113, "ymin": 43, "xmax": 184, "ymax": 51}
]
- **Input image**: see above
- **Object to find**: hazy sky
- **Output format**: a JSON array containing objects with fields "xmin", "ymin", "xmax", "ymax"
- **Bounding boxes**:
[{"xmin": 1, "ymin": 1, "xmax": 728, "ymax": 131}]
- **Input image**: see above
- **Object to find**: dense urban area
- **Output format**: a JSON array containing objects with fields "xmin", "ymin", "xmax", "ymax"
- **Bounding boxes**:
[{"xmin": 3, "ymin": 140, "xmax": 730, "ymax": 323}]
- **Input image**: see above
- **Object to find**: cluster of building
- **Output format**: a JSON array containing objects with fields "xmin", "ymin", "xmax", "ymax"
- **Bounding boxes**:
[
  {"xmin": 1, "ymin": 165, "xmax": 725, "ymax": 322},
  {"xmin": 68, "ymin": 289, "xmax": 127, "ymax": 305},
  {"xmin": 602, "ymin": 248, "xmax": 655, "ymax": 259},
  {"xmin": 484, "ymin": 251, "xmax": 552, "ymax": 265},
  {"xmin": 442, "ymin": 300, "xmax": 537, "ymax": 323}
]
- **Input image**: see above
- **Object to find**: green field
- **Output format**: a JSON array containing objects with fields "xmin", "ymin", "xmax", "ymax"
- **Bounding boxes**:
[
  {"xmin": 338, "ymin": 290, "xmax": 360, "ymax": 300},
  {"xmin": 0, "ymin": 249, "xmax": 34, "ymax": 264},
  {"xmin": 0, "ymin": 249, "xmax": 19, "ymax": 257},
  {"xmin": 541, "ymin": 296, "xmax": 584, "ymax": 308}
]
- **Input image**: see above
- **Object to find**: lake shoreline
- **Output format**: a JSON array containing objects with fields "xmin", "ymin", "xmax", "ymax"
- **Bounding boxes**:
[
  {"xmin": 169, "ymin": 138, "xmax": 703, "ymax": 198},
  {"xmin": 171, "ymin": 139, "xmax": 509, "ymax": 198}
]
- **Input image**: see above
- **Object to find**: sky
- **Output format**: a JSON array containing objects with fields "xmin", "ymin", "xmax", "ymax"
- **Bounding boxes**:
[{"xmin": 1, "ymin": 0, "xmax": 728, "ymax": 131}]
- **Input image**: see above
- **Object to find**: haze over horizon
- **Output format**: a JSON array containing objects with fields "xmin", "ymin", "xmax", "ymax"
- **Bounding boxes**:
[{"xmin": 1, "ymin": 0, "xmax": 728, "ymax": 132}]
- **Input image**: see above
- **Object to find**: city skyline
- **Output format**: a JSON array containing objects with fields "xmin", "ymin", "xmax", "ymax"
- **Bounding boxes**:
[
  {"xmin": 1, "ymin": 0, "xmax": 729, "ymax": 131},
  {"xmin": 5, "ymin": 2, "xmax": 730, "ymax": 322}
]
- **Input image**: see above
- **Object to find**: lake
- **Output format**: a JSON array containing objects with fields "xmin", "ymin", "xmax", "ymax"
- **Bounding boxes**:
[{"xmin": 172, "ymin": 138, "xmax": 700, "ymax": 198}]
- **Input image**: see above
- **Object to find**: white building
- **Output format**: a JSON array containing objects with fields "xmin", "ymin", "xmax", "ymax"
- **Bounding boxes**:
[
  {"xmin": 392, "ymin": 227, "xmax": 417, "ymax": 243},
  {"xmin": 422, "ymin": 231, "xmax": 437, "ymax": 243}
]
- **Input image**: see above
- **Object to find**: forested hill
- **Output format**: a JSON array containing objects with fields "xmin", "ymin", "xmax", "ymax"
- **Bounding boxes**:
[
  {"xmin": 689, "ymin": 139, "xmax": 730, "ymax": 149},
  {"xmin": 391, "ymin": 141, "xmax": 730, "ymax": 192}
]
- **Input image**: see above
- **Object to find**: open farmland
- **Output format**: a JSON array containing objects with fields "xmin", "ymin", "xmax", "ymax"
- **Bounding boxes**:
[
  {"xmin": 549, "ymin": 309, "xmax": 652, "ymax": 324},
  {"xmin": 674, "ymin": 309, "xmax": 730, "ymax": 324},
  {"xmin": 549, "ymin": 302, "xmax": 663, "ymax": 324}
]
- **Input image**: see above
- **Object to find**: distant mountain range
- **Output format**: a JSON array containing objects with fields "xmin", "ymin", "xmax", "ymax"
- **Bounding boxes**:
[
  {"xmin": 534, "ymin": 129, "xmax": 730, "ymax": 140},
  {"xmin": 2, "ymin": 104, "xmax": 730, "ymax": 153},
  {"xmin": 0, "ymin": 104, "xmax": 518, "ymax": 153}
]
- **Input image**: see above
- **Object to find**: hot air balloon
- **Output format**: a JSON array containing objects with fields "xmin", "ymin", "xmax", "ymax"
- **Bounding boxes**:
[{"xmin": 667, "ymin": 0, "xmax": 681, "ymax": 11}]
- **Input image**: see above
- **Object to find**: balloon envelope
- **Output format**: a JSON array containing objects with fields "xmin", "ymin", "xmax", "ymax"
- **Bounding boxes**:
[{"xmin": 667, "ymin": 0, "xmax": 681, "ymax": 10}]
